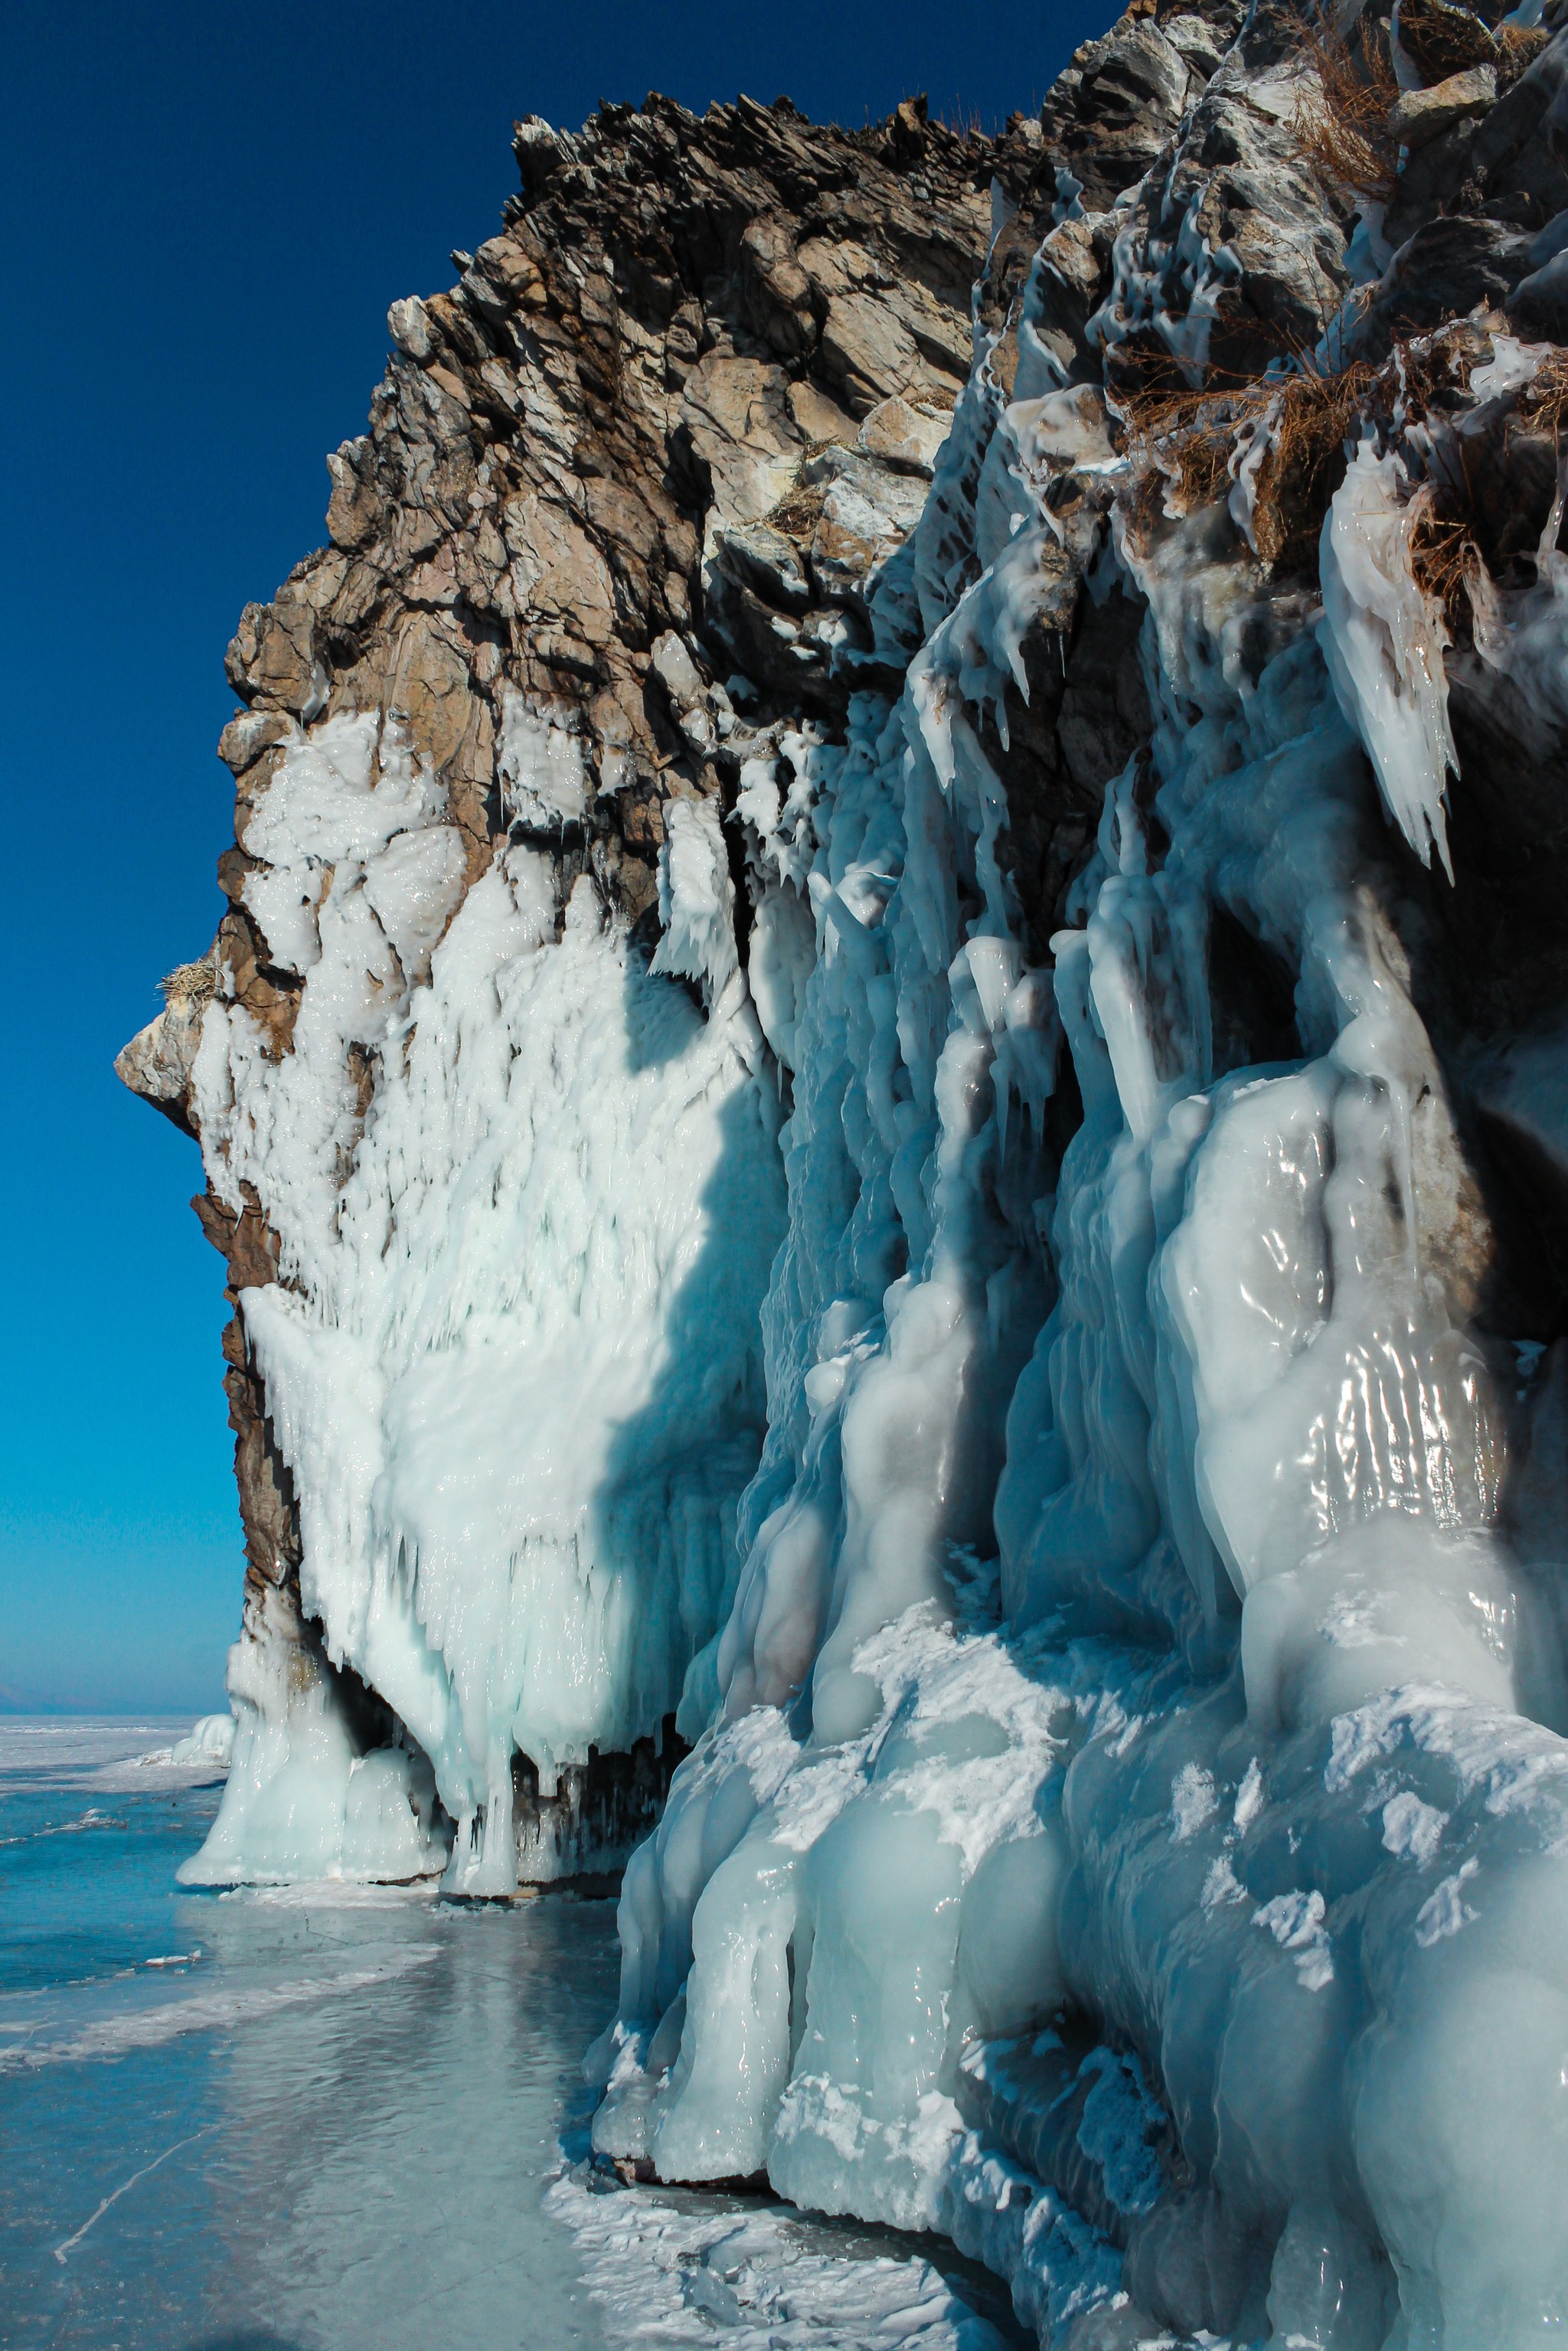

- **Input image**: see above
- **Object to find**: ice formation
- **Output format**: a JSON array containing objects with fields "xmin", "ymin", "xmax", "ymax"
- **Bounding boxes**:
[
  {"xmin": 589, "ymin": 432, "xmax": 1568, "ymax": 2330},
  {"xmin": 186, "ymin": 724, "xmax": 782, "ymax": 1888},
  {"xmin": 120, "ymin": 3, "xmax": 1568, "ymax": 2341},
  {"xmin": 584, "ymin": 51, "xmax": 1568, "ymax": 2351},
  {"xmin": 169, "ymin": 1714, "xmax": 234, "ymax": 1768},
  {"xmin": 548, "ymin": 2167, "xmax": 1009, "ymax": 2348},
  {"xmin": 145, "ymin": 681, "xmax": 776, "ymax": 1886}
]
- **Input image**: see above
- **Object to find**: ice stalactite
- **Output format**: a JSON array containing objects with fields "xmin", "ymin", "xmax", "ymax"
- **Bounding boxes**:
[{"xmin": 1318, "ymin": 446, "xmax": 1459, "ymax": 879}]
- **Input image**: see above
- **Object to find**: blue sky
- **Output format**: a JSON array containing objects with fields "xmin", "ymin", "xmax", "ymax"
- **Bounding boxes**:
[{"xmin": 0, "ymin": 0, "xmax": 1108, "ymax": 1713}]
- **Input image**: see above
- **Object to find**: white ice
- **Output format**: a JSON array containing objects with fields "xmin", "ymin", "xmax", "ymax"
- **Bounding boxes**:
[
  {"xmin": 592, "ymin": 233, "xmax": 1568, "ymax": 2351},
  {"xmin": 186, "ymin": 723, "xmax": 785, "ymax": 1891},
  {"xmin": 548, "ymin": 2165, "xmax": 1008, "ymax": 2349},
  {"xmin": 498, "ymin": 685, "xmax": 591, "ymax": 828},
  {"xmin": 1318, "ymin": 441, "xmax": 1458, "ymax": 878}
]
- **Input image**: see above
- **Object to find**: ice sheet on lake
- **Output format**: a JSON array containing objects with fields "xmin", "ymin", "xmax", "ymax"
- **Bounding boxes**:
[
  {"xmin": 0, "ymin": 1950, "xmax": 439, "ymax": 2074},
  {"xmin": 0, "ymin": 1717, "xmax": 234, "ymax": 1794}
]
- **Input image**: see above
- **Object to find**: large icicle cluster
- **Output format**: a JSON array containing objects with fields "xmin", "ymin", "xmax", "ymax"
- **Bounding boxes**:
[
  {"xmin": 122, "ymin": 0, "xmax": 1568, "ymax": 2339},
  {"xmin": 186, "ymin": 717, "xmax": 782, "ymax": 1886},
  {"xmin": 586, "ymin": 26, "xmax": 1568, "ymax": 2351}
]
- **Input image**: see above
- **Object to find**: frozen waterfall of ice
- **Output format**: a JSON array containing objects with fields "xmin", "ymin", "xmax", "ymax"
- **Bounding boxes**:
[
  {"xmin": 185, "ymin": 712, "xmax": 785, "ymax": 1891},
  {"xmin": 586, "ymin": 276, "xmax": 1568, "ymax": 2351}
]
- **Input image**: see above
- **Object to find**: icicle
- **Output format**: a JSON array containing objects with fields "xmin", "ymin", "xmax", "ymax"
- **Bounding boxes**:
[{"xmin": 1318, "ymin": 444, "xmax": 1458, "ymax": 880}]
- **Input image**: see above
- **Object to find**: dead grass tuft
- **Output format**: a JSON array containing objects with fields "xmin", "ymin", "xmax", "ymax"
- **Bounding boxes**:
[
  {"xmin": 159, "ymin": 959, "xmax": 216, "ymax": 1007},
  {"xmin": 1119, "ymin": 268, "xmax": 1568, "ymax": 624},
  {"xmin": 1408, "ymin": 501, "xmax": 1485, "ymax": 626},
  {"xmin": 1494, "ymin": 21, "xmax": 1550, "ymax": 87},
  {"xmin": 1253, "ymin": 362, "xmax": 1378, "ymax": 564},
  {"xmin": 1123, "ymin": 382, "xmax": 1271, "ymax": 516},
  {"xmin": 1517, "ymin": 351, "xmax": 1568, "ymax": 441},
  {"xmin": 1289, "ymin": 9, "xmax": 1401, "ymax": 203},
  {"xmin": 768, "ymin": 479, "xmax": 830, "ymax": 542},
  {"xmin": 1123, "ymin": 358, "xmax": 1377, "ymax": 570}
]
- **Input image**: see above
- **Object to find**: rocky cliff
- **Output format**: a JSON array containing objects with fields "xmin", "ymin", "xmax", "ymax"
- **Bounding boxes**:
[{"xmin": 122, "ymin": 0, "xmax": 1568, "ymax": 2338}]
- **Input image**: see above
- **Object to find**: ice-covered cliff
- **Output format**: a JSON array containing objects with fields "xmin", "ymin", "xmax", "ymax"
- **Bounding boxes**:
[{"xmin": 122, "ymin": 0, "xmax": 1568, "ymax": 2337}]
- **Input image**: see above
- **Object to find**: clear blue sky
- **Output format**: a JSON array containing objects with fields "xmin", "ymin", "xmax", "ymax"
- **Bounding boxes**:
[{"xmin": 0, "ymin": 0, "xmax": 1109, "ymax": 1714}]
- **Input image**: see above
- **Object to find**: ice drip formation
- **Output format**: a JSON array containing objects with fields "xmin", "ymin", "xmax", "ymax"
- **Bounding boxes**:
[{"xmin": 121, "ymin": 0, "xmax": 1568, "ymax": 2336}]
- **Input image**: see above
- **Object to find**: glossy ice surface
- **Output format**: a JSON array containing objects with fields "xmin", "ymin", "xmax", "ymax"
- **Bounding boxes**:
[{"xmin": 1, "ymin": 1721, "xmax": 1014, "ymax": 2351}]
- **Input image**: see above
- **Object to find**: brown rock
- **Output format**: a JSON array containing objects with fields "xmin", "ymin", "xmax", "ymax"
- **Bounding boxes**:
[
  {"xmin": 1390, "ymin": 65, "xmax": 1497, "ymax": 149},
  {"xmin": 740, "ymin": 212, "xmax": 817, "ymax": 358}
]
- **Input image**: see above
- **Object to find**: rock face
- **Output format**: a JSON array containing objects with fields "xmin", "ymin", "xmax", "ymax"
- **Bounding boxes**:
[{"xmin": 124, "ymin": 0, "xmax": 1568, "ymax": 2338}]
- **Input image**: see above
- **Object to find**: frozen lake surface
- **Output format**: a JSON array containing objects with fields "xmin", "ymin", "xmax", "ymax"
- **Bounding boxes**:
[{"xmin": 0, "ymin": 1720, "xmax": 1018, "ymax": 2351}]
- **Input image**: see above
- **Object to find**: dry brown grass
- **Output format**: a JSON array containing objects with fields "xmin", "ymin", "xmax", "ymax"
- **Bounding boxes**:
[
  {"xmin": 1253, "ymin": 362, "xmax": 1379, "ymax": 564},
  {"xmin": 1408, "ymin": 501, "xmax": 1485, "ymax": 626},
  {"xmin": 1497, "ymin": 22, "xmax": 1552, "ymax": 86},
  {"xmin": 1289, "ymin": 10, "xmax": 1400, "ymax": 203},
  {"xmin": 1123, "ymin": 358, "xmax": 1377, "ymax": 570},
  {"xmin": 1394, "ymin": 345, "xmax": 1557, "ymax": 623},
  {"xmin": 1123, "ymin": 382, "xmax": 1272, "ymax": 515},
  {"xmin": 159, "ymin": 959, "xmax": 215, "ymax": 1007},
  {"xmin": 1517, "ymin": 351, "xmax": 1568, "ymax": 440},
  {"xmin": 767, "ymin": 480, "xmax": 830, "ymax": 543},
  {"xmin": 934, "ymin": 99, "xmax": 986, "ymax": 141},
  {"xmin": 1119, "ymin": 261, "xmax": 1568, "ymax": 620}
]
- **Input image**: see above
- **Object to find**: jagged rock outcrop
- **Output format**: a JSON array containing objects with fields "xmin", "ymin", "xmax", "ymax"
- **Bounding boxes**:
[
  {"xmin": 117, "ymin": 80, "xmax": 1019, "ymax": 1885},
  {"xmin": 118, "ymin": 21, "xmax": 1368, "ymax": 1706}
]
